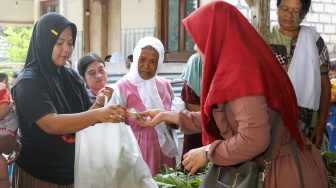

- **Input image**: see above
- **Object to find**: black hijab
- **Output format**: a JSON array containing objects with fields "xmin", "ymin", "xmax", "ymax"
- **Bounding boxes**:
[{"xmin": 13, "ymin": 12, "xmax": 88, "ymax": 115}]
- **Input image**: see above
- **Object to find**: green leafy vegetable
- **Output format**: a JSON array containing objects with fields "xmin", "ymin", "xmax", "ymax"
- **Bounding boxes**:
[
  {"xmin": 154, "ymin": 163, "xmax": 210, "ymax": 188},
  {"xmin": 321, "ymin": 151, "xmax": 336, "ymax": 187}
]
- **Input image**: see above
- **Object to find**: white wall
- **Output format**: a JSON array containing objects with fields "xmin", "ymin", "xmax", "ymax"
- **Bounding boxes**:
[
  {"xmin": 68, "ymin": 0, "xmax": 83, "ymax": 32},
  {"xmin": 121, "ymin": 0, "xmax": 156, "ymax": 29},
  {"xmin": 107, "ymin": 0, "xmax": 121, "ymax": 56}
]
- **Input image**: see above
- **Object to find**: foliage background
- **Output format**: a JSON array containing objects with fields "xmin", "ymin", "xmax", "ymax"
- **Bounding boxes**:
[
  {"xmin": 2, "ymin": 26, "xmax": 32, "ymax": 62},
  {"xmin": 0, "ymin": 26, "xmax": 31, "ymax": 90}
]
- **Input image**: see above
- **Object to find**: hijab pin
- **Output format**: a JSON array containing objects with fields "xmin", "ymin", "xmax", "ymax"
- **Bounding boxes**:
[{"xmin": 51, "ymin": 29, "xmax": 58, "ymax": 36}]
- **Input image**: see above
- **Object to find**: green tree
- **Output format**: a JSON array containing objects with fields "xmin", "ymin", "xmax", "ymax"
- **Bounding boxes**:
[{"xmin": 2, "ymin": 26, "xmax": 32, "ymax": 62}]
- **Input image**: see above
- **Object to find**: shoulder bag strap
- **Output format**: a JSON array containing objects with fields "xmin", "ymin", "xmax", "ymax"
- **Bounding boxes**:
[
  {"xmin": 260, "ymin": 111, "xmax": 279, "ymax": 182},
  {"xmin": 260, "ymin": 111, "xmax": 280, "ymax": 182},
  {"xmin": 292, "ymin": 137, "xmax": 304, "ymax": 188},
  {"xmin": 265, "ymin": 111, "xmax": 279, "ymax": 161}
]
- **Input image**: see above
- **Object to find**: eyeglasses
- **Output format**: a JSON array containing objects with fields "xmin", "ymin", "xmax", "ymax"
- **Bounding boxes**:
[{"xmin": 278, "ymin": 5, "xmax": 301, "ymax": 18}]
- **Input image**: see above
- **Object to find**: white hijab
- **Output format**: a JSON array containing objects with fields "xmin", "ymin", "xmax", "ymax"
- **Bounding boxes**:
[
  {"xmin": 288, "ymin": 26, "xmax": 321, "ymax": 110},
  {"xmin": 124, "ymin": 36, "xmax": 178, "ymax": 158},
  {"xmin": 109, "ymin": 52, "xmax": 125, "ymax": 63}
]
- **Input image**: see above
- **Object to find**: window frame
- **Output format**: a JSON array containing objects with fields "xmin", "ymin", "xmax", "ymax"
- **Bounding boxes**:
[
  {"xmin": 161, "ymin": 0, "xmax": 199, "ymax": 63},
  {"xmin": 41, "ymin": 0, "xmax": 59, "ymax": 15}
]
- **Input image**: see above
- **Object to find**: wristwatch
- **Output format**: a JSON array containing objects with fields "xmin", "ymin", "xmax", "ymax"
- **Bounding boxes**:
[{"xmin": 204, "ymin": 144, "xmax": 211, "ymax": 160}]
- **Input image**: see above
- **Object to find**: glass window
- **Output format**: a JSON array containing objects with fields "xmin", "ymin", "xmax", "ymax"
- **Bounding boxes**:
[
  {"xmin": 168, "ymin": 1, "xmax": 179, "ymax": 51},
  {"xmin": 46, "ymin": 6, "xmax": 52, "ymax": 13},
  {"xmin": 161, "ymin": 0, "xmax": 199, "ymax": 62},
  {"xmin": 55, "ymin": 5, "xmax": 59, "ymax": 13},
  {"xmin": 185, "ymin": 0, "xmax": 197, "ymax": 51},
  {"xmin": 42, "ymin": 0, "xmax": 59, "ymax": 14}
]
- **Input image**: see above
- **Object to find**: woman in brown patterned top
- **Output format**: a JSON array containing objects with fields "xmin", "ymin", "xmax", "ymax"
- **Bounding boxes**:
[{"xmin": 269, "ymin": 0, "xmax": 331, "ymax": 148}]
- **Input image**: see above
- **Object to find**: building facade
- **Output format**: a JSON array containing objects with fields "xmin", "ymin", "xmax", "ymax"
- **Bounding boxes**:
[{"xmin": 0, "ymin": 0, "xmax": 335, "ymax": 64}]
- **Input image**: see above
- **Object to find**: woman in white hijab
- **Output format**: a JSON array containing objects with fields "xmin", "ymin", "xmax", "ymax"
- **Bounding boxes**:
[{"xmin": 109, "ymin": 36, "xmax": 179, "ymax": 177}]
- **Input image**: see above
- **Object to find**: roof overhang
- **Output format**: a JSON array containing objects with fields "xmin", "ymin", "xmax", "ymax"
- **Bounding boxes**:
[{"xmin": 0, "ymin": 0, "xmax": 34, "ymax": 26}]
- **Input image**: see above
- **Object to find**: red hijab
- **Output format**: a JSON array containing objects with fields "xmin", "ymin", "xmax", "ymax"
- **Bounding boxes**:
[{"xmin": 182, "ymin": 1, "xmax": 304, "ymax": 150}]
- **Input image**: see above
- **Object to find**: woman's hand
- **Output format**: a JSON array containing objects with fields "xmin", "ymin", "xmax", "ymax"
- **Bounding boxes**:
[
  {"xmin": 137, "ymin": 109, "xmax": 166, "ymax": 127},
  {"xmin": 182, "ymin": 146, "xmax": 209, "ymax": 175},
  {"xmin": 98, "ymin": 104, "xmax": 128, "ymax": 123},
  {"xmin": 137, "ymin": 109, "xmax": 181, "ymax": 127},
  {"xmin": 95, "ymin": 87, "xmax": 114, "ymax": 107},
  {"xmin": 138, "ymin": 109, "xmax": 179, "ymax": 127},
  {"xmin": 310, "ymin": 124, "xmax": 325, "ymax": 148}
]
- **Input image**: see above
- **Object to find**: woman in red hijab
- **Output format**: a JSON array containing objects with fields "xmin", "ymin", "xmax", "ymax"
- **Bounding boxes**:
[{"xmin": 139, "ymin": 1, "xmax": 329, "ymax": 187}]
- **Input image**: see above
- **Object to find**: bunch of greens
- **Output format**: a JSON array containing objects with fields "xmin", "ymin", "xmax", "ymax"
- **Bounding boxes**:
[
  {"xmin": 154, "ymin": 163, "xmax": 211, "ymax": 188},
  {"xmin": 321, "ymin": 151, "xmax": 336, "ymax": 187},
  {"xmin": 155, "ymin": 150, "xmax": 336, "ymax": 187}
]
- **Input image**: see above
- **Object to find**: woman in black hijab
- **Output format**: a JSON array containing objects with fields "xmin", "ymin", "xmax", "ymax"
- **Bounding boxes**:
[{"xmin": 11, "ymin": 13, "xmax": 126, "ymax": 188}]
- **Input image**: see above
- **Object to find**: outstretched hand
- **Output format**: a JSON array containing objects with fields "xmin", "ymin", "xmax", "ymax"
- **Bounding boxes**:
[
  {"xmin": 137, "ymin": 109, "xmax": 166, "ymax": 127},
  {"xmin": 137, "ymin": 110, "xmax": 180, "ymax": 127}
]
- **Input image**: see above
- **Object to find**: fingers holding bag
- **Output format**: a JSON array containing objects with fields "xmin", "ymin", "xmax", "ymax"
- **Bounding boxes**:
[{"xmin": 95, "ymin": 87, "xmax": 114, "ymax": 107}]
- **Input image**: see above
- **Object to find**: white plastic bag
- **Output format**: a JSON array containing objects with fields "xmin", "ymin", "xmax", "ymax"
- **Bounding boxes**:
[{"xmin": 74, "ymin": 97, "xmax": 157, "ymax": 188}]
